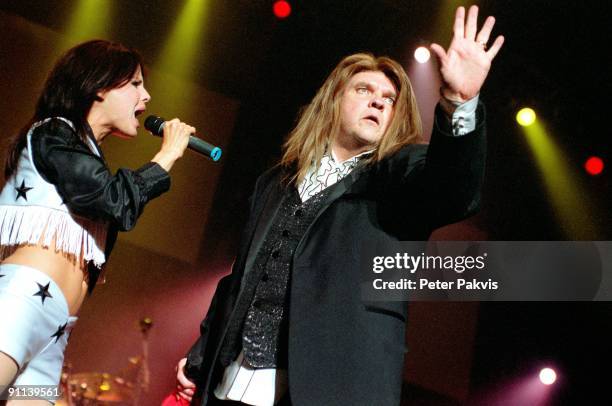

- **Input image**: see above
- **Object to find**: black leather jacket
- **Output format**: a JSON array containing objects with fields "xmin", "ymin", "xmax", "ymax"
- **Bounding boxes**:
[{"xmin": 28, "ymin": 118, "xmax": 171, "ymax": 291}]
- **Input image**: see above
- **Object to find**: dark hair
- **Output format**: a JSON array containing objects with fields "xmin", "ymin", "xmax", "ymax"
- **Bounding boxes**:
[{"xmin": 5, "ymin": 39, "xmax": 144, "ymax": 179}]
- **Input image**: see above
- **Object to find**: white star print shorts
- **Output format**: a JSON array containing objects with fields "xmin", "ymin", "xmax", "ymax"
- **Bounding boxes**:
[{"xmin": 0, "ymin": 264, "xmax": 77, "ymax": 392}]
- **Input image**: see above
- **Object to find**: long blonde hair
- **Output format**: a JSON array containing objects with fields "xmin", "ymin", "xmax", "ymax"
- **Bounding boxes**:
[{"xmin": 280, "ymin": 53, "xmax": 422, "ymax": 185}]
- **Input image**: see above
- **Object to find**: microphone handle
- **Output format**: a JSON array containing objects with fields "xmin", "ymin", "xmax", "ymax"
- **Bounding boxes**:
[
  {"xmin": 144, "ymin": 116, "xmax": 222, "ymax": 162},
  {"xmin": 188, "ymin": 135, "xmax": 222, "ymax": 162}
]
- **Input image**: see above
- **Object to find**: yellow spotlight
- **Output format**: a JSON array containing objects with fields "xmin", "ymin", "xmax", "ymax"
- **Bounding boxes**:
[
  {"xmin": 522, "ymin": 120, "xmax": 600, "ymax": 239},
  {"xmin": 156, "ymin": 0, "xmax": 211, "ymax": 78},
  {"xmin": 516, "ymin": 107, "xmax": 536, "ymax": 127},
  {"xmin": 151, "ymin": 0, "xmax": 211, "ymax": 117},
  {"xmin": 62, "ymin": 0, "xmax": 112, "ymax": 47}
]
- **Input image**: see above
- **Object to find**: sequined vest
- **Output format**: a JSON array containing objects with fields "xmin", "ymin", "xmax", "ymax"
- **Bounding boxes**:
[{"xmin": 218, "ymin": 184, "xmax": 335, "ymax": 368}]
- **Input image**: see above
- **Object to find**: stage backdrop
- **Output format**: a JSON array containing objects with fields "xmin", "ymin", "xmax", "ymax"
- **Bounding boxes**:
[{"xmin": 0, "ymin": 9, "xmax": 480, "ymax": 404}]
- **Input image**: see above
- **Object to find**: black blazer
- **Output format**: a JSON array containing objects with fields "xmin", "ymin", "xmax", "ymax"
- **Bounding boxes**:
[{"xmin": 186, "ymin": 104, "xmax": 487, "ymax": 406}]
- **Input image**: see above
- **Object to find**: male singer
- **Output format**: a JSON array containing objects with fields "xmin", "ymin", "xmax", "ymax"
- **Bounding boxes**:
[{"xmin": 176, "ymin": 6, "xmax": 503, "ymax": 405}]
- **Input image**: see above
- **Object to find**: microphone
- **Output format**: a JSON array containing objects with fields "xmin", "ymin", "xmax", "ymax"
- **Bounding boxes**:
[{"xmin": 144, "ymin": 115, "xmax": 222, "ymax": 162}]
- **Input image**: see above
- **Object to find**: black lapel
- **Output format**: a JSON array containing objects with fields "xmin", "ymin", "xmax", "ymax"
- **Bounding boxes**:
[
  {"xmin": 84, "ymin": 122, "xmax": 105, "ymax": 159},
  {"xmin": 293, "ymin": 164, "xmax": 368, "ymax": 256},
  {"xmin": 242, "ymin": 163, "xmax": 370, "ymax": 269},
  {"xmin": 242, "ymin": 174, "xmax": 286, "ymax": 278}
]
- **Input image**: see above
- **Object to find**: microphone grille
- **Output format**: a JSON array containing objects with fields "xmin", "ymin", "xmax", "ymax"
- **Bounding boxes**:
[{"xmin": 144, "ymin": 115, "xmax": 165, "ymax": 136}]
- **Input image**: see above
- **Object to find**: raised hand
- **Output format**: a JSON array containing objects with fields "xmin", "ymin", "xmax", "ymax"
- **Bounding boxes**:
[{"xmin": 430, "ymin": 5, "xmax": 504, "ymax": 103}]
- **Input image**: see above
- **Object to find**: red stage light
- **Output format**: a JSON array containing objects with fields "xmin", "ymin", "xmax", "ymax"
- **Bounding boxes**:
[
  {"xmin": 273, "ymin": 1, "xmax": 291, "ymax": 19},
  {"xmin": 584, "ymin": 156, "xmax": 604, "ymax": 176}
]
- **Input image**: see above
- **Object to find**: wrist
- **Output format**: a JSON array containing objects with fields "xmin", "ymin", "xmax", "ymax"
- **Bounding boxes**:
[
  {"xmin": 152, "ymin": 150, "xmax": 180, "ymax": 172},
  {"xmin": 439, "ymin": 87, "xmax": 478, "ymax": 104}
]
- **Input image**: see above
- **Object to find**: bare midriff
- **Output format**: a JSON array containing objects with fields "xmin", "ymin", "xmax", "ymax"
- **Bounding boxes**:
[{"xmin": 2, "ymin": 244, "xmax": 90, "ymax": 316}]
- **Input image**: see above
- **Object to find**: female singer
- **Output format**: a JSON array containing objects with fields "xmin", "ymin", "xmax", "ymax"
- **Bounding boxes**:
[{"xmin": 0, "ymin": 39, "xmax": 193, "ymax": 403}]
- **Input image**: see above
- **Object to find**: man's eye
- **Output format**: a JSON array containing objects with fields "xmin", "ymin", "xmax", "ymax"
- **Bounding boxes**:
[
  {"xmin": 356, "ymin": 87, "xmax": 369, "ymax": 94},
  {"xmin": 384, "ymin": 97, "xmax": 395, "ymax": 105},
  {"xmin": 132, "ymin": 80, "xmax": 142, "ymax": 86}
]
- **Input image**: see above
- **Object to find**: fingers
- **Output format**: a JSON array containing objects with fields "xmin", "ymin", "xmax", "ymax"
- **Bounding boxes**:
[
  {"xmin": 177, "ymin": 375, "xmax": 196, "ymax": 389},
  {"xmin": 151, "ymin": 118, "xmax": 194, "ymax": 170},
  {"xmin": 176, "ymin": 358, "xmax": 195, "ymax": 402},
  {"xmin": 486, "ymin": 35, "xmax": 505, "ymax": 60},
  {"xmin": 162, "ymin": 119, "xmax": 194, "ymax": 159},
  {"xmin": 178, "ymin": 387, "xmax": 194, "ymax": 396},
  {"xmin": 163, "ymin": 118, "xmax": 182, "ymax": 129},
  {"xmin": 177, "ymin": 358, "xmax": 196, "ymax": 388},
  {"xmin": 465, "ymin": 5, "xmax": 479, "ymax": 40},
  {"xmin": 453, "ymin": 6, "xmax": 465, "ymax": 38},
  {"xmin": 176, "ymin": 382, "xmax": 194, "ymax": 402},
  {"xmin": 429, "ymin": 43, "xmax": 447, "ymax": 64},
  {"xmin": 476, "ymin": 16, "xmax": 496, "ymax": 45},
  {"xmin": 164, "ymin": 119, "xmax": 195, "ymax": 137},
  {"xmin": 456, "ymin": 5, "xmax": 503, "ymax": 58},
  {"xmin": 177, "ymin": 388, "xmax": 193, "ymax": 402}
]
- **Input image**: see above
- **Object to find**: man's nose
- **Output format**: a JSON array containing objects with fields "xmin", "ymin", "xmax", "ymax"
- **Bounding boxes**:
[{"xmin": 370, "ymin": 96, "xmax": 384, "ymax": 110}]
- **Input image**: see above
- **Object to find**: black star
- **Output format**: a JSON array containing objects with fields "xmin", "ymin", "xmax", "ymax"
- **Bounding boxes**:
[
  {"xmin": 33, "ymin": 282, "xmax": 53, "ymax": 305},
  {"xmin": 51, "ymin": 323, "xmax": 67, "ymax": 343},
  {"xmin": 15, "ymin": 179, "xmax": 33, "ymax": 201}
]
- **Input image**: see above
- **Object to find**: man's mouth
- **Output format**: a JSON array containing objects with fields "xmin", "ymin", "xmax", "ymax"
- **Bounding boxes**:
[{"xmin": 363, "ymin": 115, "xmax": 379, "ymax": 125}]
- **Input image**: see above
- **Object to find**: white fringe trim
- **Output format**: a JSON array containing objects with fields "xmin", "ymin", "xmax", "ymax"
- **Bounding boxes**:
[{"xmin": 0, "ymin": 205, "xmax": 107, "ymax": 267}]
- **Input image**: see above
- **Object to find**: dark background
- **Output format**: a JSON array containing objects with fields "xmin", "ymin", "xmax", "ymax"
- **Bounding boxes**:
[{"xmin": 1, "ymin": 1, "xmax": 610, "ymax": 404}]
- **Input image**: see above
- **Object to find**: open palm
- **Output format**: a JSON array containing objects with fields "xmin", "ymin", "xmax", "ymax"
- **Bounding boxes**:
[{"xmin": 431, "ymin": 6, "xmax": 505, "ymax": 102}]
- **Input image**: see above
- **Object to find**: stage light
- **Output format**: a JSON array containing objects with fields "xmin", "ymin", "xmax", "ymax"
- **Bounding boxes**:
[
  {"xmin": 156, "ymin": 0, "xmax": 210, "ymax": 74},
  {"xmin": 273, "ymin": 1, "xmax": 291, "ymax": 19},
  {"xmin": 151, "ymin": 0, "xmax": 210, "ymax": 115},
  {"xmin": 61, "ymin": 0, "xmax": 111, "ymax": 49},
  {"xmin": 521, "ymin": 120, "xmax": 600, "ymax": 239},
  {"xmin": 516, "ymin": 107, "xmax": 536, "ymax": 127},
  {"xmin": 539, "ymin": 368, "xmax": 557, "ymax": 385},
  {"xmin": 585, "ymin": 156, "xmax": 604, "ymax": 176},
  {"xmin": 414, "ymin": 47, "xmax": 431, "ymax": 63}
]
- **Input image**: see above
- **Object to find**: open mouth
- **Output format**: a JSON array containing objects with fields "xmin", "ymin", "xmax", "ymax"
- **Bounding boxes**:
[
  {"xmin": 134, "ymin": 108, "xmax": 145, "ymax": 118},
  {"xmin": 363, "ymin": 115, "xmax": 380, "ymax": 125}
]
